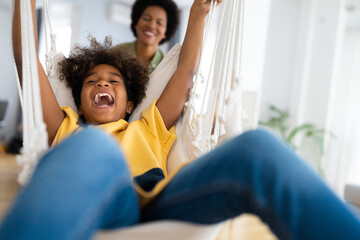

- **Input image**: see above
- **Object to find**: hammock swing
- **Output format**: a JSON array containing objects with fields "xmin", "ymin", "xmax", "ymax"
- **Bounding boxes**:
[{"xmin": 13, "ymin": 0, "xmax": 251, "ymax": 239}]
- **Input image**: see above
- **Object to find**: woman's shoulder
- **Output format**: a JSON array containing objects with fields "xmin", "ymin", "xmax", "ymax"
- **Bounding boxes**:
[{"xmin": 112, "ymin": 41, "xmax": 136, "ymax": 54}]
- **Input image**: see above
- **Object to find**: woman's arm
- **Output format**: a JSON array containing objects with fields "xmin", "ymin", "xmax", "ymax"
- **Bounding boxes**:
[
  {"xmin": 156, "ymin": 0, "xmax": 222, "ymax": 129},
  {"xmin": 13, "ymin": 0, "xmax": 65, "ymax": 145}
]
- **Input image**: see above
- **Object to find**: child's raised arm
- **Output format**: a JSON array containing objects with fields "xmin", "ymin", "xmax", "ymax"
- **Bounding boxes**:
[
  {"xmin": 13, "ymin": 0, "xmax": 65, "ymax": 145},
  {"xmin": 156, "ymin": 0, "xmax": 222, "ymax": 129}
]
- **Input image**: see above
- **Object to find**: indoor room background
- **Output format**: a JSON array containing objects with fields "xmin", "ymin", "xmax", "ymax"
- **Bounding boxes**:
[{"xmin": 0, "ymin": 0, "xmax": 359, "ymax": 198}]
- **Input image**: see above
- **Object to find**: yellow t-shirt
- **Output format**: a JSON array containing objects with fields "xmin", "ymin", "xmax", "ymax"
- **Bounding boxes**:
[{"xmin": 52, "ymin": 100, "xmax": 180, "ymax": 205}]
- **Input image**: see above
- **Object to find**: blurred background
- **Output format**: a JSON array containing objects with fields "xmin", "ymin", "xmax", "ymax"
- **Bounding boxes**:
[{"xmin": 0, "ymin": 0, "xmax": 359, "ymax": 197}]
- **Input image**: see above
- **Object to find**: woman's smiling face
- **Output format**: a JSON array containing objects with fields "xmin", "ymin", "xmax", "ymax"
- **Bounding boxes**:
[
  {"xmin": 79, "ymin": 64, "xmax": 133, "ymax": 124},
  {"xmin": 135, "ymin": 5, "xmax": 167, "ymax": 47}
]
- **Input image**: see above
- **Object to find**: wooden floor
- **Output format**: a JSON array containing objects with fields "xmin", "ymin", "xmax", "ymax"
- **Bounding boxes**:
[
  {"xmin": 0, "ymin": 154, "xmax": 277, "ymax": 240},
  {"xmin": 0, "ymin": 154, "xmax": 21, "ymax": 222},
  {"xmin": 216, "ymin": 216, "xmax": 277, "ymax": 240}
]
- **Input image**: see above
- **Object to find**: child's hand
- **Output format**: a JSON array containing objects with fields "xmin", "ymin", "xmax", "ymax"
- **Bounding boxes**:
[
  {"xmin": 157, "ymin": 0, "xmax": 224, "ymax": 129},
  {"xmin": 193, "ymin": 0, "xmax": 223, "ymax": 15}
]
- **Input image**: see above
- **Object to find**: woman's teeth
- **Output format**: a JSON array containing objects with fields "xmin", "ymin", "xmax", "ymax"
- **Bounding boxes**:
[{"xmin": 144, "ymin": 31, "xmax": 155, "ymax": 37}]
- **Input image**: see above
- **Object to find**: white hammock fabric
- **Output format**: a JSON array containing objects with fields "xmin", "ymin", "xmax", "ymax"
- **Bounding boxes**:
[
  {"xmin": 169, "ymin": 0, "xmax": 246, "ymax": 168},
  {"xmin": 95, "ymin": 221, "xmax": 223, "ymax": 240},
  {"xmin": 13, "ymin": 0, "xmax": 247, "ymax": 239}
]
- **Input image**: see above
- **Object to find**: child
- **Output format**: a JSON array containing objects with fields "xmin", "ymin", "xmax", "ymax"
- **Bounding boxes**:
[{"xmin": 1, "ymin": 0, "xmax": 360, "ymax": 239}]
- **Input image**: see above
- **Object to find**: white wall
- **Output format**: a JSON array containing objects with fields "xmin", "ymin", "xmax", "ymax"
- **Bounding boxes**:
[
  {"xmin": 39, "ymin": 0, "xmax": 135, "ymax": 53},
  {"xmin": 242, "ymin": 0, "xmax": 273, "ymax": 93},
  {"xmin": 72, "ymin": 0, "xmax": 134, "ymax": 46},
  {"xmin": 260, "ymin": 0, "xmax": 301, "ymax": 119},
  {"xmin": 258, "ymin": 0, "xmax": 360, "ymax": 194},
  {"xmin": 260, "ymin": 0, "xmax": 346, "ymax": 131},
  {"xmin": 0, "ymin": 6, "xmax": 21, "ymax": 144}
]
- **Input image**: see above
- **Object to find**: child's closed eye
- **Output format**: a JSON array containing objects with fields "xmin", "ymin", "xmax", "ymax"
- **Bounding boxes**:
[
  {"xmin": 110, "ymin": 80, "xmax": 122, "ymax": 84},
  {"xmin": 86, "ymin": 80, "xmax": 96, "ymax": 84}
]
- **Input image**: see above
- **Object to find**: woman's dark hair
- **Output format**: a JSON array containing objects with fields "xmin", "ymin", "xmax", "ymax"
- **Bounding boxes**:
[
  {"xmin": 58, "ymin": 36, "xmax": 149, "ymax": 121},
  {"xmin": 131, "ymin": 0, "xmax": 179, "ymax": 45}
]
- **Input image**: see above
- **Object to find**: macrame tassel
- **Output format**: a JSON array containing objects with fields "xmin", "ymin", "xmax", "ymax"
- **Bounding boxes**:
[
  {"xmin": 17, "ymin": 121, "xmax": 48, "ymax": 185},
  {"xmin": 13, "ymin": 0, "xmax": 49, "ymax": 185},
  {"xmin": 180, "ymin": 0, "xmax": 245, "ymax": 157},
  {"xmin": 43, "ymin": 0, "xmax": 58, "ymax": 77}
]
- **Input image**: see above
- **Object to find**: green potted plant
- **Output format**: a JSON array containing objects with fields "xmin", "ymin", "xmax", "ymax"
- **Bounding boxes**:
[{"xmin": 259, "ymin": 105, "xmax": 335, "ymax": 175}]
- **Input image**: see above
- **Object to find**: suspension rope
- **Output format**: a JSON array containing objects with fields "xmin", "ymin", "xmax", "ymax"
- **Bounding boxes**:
[
  {"xmin": 13, "ymin": 0, "xmax": 49, "ymax": 185},
  {"xmin": 183, "ymin": 0, "xmax": 246, "ymax": 155}
]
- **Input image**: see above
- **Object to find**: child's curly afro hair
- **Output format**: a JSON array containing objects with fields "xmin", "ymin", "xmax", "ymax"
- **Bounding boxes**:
[{"xmin": 58, "ymin": 36, "xmax": 149, "ymax": 121}]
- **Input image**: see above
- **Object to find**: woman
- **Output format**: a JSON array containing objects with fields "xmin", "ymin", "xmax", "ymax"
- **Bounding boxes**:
[{"xmin": 112, "ymin": 0, "xmax": 179, "ymax": 73}]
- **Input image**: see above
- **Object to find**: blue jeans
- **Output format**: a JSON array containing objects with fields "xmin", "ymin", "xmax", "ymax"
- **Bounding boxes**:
[{"xmin": 0, "ymin": 128, "xmax": 359, "ymax": 240}]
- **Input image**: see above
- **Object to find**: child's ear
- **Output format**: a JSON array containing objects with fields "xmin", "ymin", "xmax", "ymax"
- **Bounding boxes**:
[
  {"xmin": 126, "ymin": 101, "xmax": 134, "ymax": 114},
  {"xmin": 78, "ymin": 107, "xmax": 83, "ymax": 116}
]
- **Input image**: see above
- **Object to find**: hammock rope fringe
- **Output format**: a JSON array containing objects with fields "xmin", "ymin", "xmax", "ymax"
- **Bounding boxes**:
[
  {"xmin": 13, "ymin": 0, "xmax": 245, "ymax": 185},
  {"xmin": 12, "ymin": 0, "xmax": 49, "ymax": 185},
  {"xmin": 176, "ymin": 0, "xmax": 245, "ymax": 162}
]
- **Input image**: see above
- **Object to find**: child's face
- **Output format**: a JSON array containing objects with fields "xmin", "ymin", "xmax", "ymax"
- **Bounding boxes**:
[{"xmin": 79, "ymin": 64, "xmax": 133, "ymax": 124}]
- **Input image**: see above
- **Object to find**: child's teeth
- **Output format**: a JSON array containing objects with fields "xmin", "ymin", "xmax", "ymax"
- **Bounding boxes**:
[{"xmin": 94, "ymin": 93, "xmax": 114, "ymax": 104}]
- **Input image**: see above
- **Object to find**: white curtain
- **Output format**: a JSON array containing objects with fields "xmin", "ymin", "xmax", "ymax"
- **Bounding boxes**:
[{"xmin": 324, "ymin": 29, "xmax": 360, "ymax": 196}]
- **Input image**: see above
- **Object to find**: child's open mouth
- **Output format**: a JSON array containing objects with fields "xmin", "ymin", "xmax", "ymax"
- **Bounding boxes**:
[{"xmin": 93, "ymin": 92, "xmax": 114, "ymax": 108}]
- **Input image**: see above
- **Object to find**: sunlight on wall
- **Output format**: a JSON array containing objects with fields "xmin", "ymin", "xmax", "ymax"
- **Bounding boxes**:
[
  {"xmin": 39, "ymin": 2, "xmax": 73, "ymax": 65},
  {"xmin": 55, "ymin": 26, "xmax": 72, "ymax": 56}
]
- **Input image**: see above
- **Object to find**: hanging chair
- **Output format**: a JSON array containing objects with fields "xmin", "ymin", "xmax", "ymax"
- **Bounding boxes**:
[{"xmin": 13, "ymin": 0, "xmax": 256, "ymax": 239}]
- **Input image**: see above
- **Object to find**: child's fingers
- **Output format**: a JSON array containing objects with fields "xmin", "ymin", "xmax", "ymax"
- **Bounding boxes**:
[
  {"xmin": 216, "ymin": 0, "xmax": 223, "ymax": 6},
  {"xmin": 193, "ymin": 0, "xmax": 224, "ymax": 14},
  {"xmin": 196, "ymin": 0, "xmax": 223, "ymax": 5}
]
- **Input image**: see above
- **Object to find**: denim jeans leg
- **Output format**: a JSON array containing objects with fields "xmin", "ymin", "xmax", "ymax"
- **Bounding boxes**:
[
  {"xmin": 0, "ymin": 128, "xmax": 140, "ymax": 240},
  {"xmin": 142, "ymin": 129, "xmax": 360, "ymax": 240}
]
